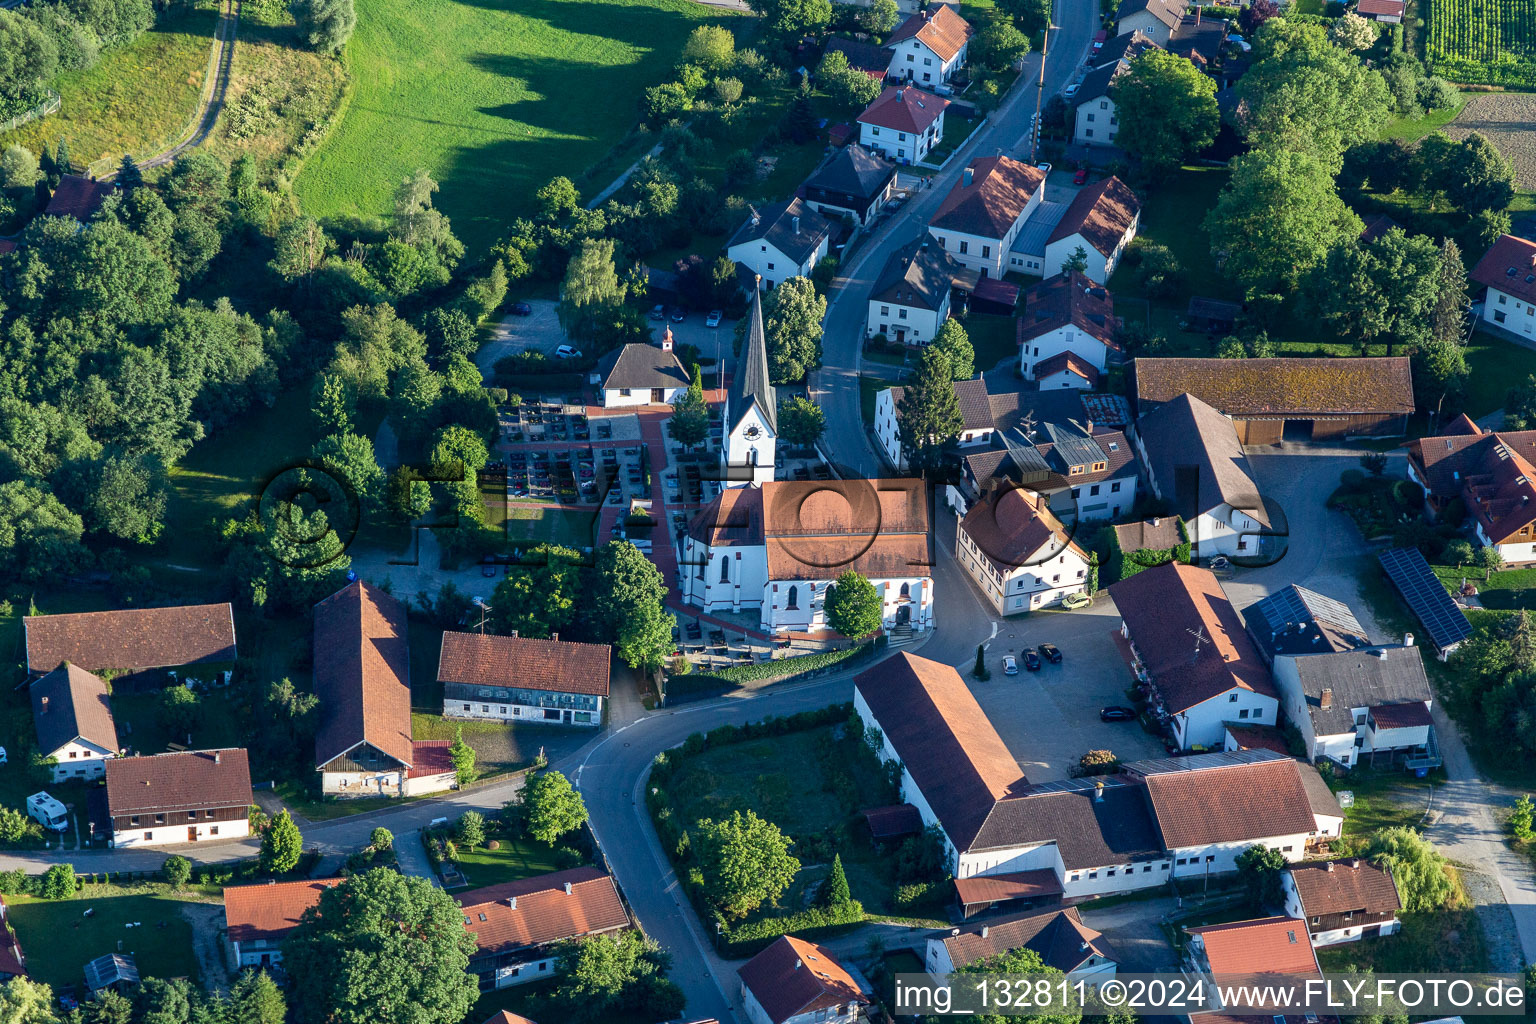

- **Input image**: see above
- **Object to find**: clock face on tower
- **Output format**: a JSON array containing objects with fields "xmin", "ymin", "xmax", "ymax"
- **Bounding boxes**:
[{"xmin": 743, "ymin": 425, "xmax": 761, "ymax": 440}]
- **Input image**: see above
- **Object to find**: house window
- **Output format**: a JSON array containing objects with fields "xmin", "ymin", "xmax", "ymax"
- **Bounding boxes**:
[
  {"xmin": 1499, "ymin": 293, "xmax": 1508, "ymax": 304},
  {"xmin": 211, "ymin": 826, "xmax": 219, "ymax": 836},
  {"xmin": 1090, "ymin": 485, "xmax": 1100, "ymax": 496},
  {"xmin": 1087, "ymin": 113, "xmax": 1096, "ymax": 123},
  {"xmin": 924, "ymin": 57, "xmax": 932, "ymax": 65},
  {"xmin": 907, "ymin": 53, "xmax": 915, "ymax": 61},
  {"xmin": 1143, "ymin": 865, "xmax": 1152, "ymax": 872},
  {"xmin": 959, "ymin": 240, "xmax": 969, "ymax": 254},
  {"xmin": 787, "ymin": 585, "xmax": 799, "ymax": 609},
  {"xmin": 1100, "ymin": 100, "xmax": 1109, "ymax": 109},
  {"xmin": 898, "ymin": 309, "xmax": 907, "ymax": 319},
  {"xmin": 1496, "ymin": 310, "xmax": 1508, "ymax": 324},
  {"xmin": 462, "ymin": 704, "xmax": 470, "ymax": 712},
  {"xmin": 1107, "ymin": 869, "xmax": 1116, "ymax": 876},
  {"xmin": 1088, "ymin": 870, "xmax": 1098, "ymax": 878},
  {"xmin": 144, "ymin": 832, "xmax": 153, "ymax": 841},
  {"xmin": 1070, "ymin": 488, "xmax": 1080, "ymax": 498},
  {"xmin": 155, "ymin": 814, "xmax": 164, "ymax": 825},
  {"xmin": 1229, "ymin": 693, "xmax": 1239, "ymax": 702},
  {"xmin": 69, "ymin": 751, "xmax": 76, "ymax": 759},
  {"xmin": 188, "ymin": 811, "xmax": 197, "ymax": 820},
  {"xmin": 1111, "ymin": 481, "xmax": 1121, "ymax": 492},
  {"xmin": 1239, "ymin": 709, "xmax": 1250, "ymax": 719},
  {"xmin": 131, "ymin": 816, "xmax": 139, "ymax": 826},
  {"xmin": 880, "ymin": 305, "xmax": 889, "ymax": 315},
  {"xmin": 1284, "ymin": 845, "xmax": 1294, "ymax": 852},
  {"xmin": 898, "ymin": 132, "xmax": 908, "ymax": 141},
  {"xmin": 982, "ymin": 245, "xmax": 991, "ymax": 259},
  {"xmin": 499, "ymin": 707, "xmax": 507, "ymax": 715},
  {"xmin": 760, "ymin": 245, "xmax": 766, "ymax": 252},
  {"xmin": 767, "ymin": 262, "xmax": 775, "ymax": 270},
  {"xmin": 1085, "ymin": 129, "xmax": 1094, "ymax": 138},
  {"xmin": 482, "ymin": 705, "xmax": 490, "ymax": 713}
]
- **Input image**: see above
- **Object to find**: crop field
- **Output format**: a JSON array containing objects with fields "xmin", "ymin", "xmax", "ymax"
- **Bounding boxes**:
[
  {"xmin": 293, "ymin": 0, "xmax": 733, "ymax": 253},
  {"xmin": 1428, "ymin": 0, "xmax": 1536, "ymax": 85},
  {"xmin": 1444, "ymin": 90, "xmax": 1536, "ymax": 187}
]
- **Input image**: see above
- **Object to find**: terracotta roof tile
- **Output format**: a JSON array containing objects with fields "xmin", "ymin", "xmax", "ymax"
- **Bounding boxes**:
[
  {"xmin": 457, "ymin": 867, "xmax": 629, "ymax": 955},
  {"xmin": 858, "ymin": 85, "xmax": 948, "ymax": 134},
  {"xmin": 1222, "ymin": 724, "xmax": 1290, "ymax": 755},
  {"xmin": 1048, "ymin": 176, "xmax": 1141, "ymax": 259},
  {"xmin": 686, "ymin": 487, "xmax": 765, "ymax": 547},
  {"xmin": 1289, "ymin": 859, "xmax": 1400, "ymax": 918},
  {"xmin": 1135, "ymin": 392, "xmax": 1269, "ymax": 526},
  {"xmin": 1033, "ymin": 351, "xmax": 1101, "ymax": 386},
  {"xmin": 950, "ymin": 870, "xmax": 1065, "ymax": 911},
  {"xmin": 31, "ymin": 664, "xmax": 118, "ymax": 757},
  {"xmin": 105, "ymin": 749, "xmax": 252, "ymax": 817},
  {"xmin": 762, "ymin": 478, "xmax": 930, "ymax": 580},
  {"xmin": 1115, "ymin": 0, "xmax": 1187, "ymax": 30},
  {"xmin": 439, "ymin": 632, "xmax": 611, "ymax": 697},
  {"xmin": 313, "ymin": 582, "xmax": 414, "ymax": 769},
  {"xmin": 886, "ymin": 4, "xmax": 974, "ymax": 62},
  {"xmin": 24, "ymin": 604, "xmax": 236, "ymax": 675},
  {"xmin": 960, "ymin": 485, "xmax": 1086, "ymax": 574},
  {"xmin": 932, "ymin": 155, "xmax": 1044, "ymax": 239},
  {"xmin": 482, "ymin": 1014, "xmax": 539, "ymax": 1024},
  {"xmin": 1139, "ymin": 755, "xmax": 1316, "ymax": 848},
  {"xmin": 1186, "ymin": 916, "xmax": 1319, "ymax": 975},
  {"xmin": 1018, "ymin": 271, "xmax": 1118, "ymax": 348},
  {"xmin": 224, "ymin": 878, "xmax": 344, "ymax": 943},
  {"xmin": 44, "ymin": 175, "xmax": 116, "ymax": 222},
  {"xmin": 737, "ymin": 936, "xmax": 868, "ymax": 1024},
  {"xmin": 1356, "ymin": 0, "xmax": 1405, "ymax": 15},
  {"xmin": 1133, "ymin": 357, "xmax": 1415, "ymax": 416},
  {"xmin": 941, "ymin": 906, "xmax": 1105, "ymax": 972}
]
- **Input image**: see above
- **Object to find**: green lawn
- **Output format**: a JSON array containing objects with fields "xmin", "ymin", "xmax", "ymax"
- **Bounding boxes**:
[
  {"xmin": 293, "ymin": 0, "xmax": 734, "ymax": 253},
  {"xmin": 410, "ymin": 713, "xmax": 533, "ymax": 777},
  {"xmin": 112, "ymin": 687, "xmax": 246, "ymax": 756},
  {"xmin": 1378, "ymin": 90, "xmax": 1467, "ymax": 142},
  {"xmin": 927, "ymin": 109, "xmax": 981, "ymax": 165},
  {"xmin": 504, "ymin": 506, "xmax": 600, "ymax": 549},
  {"xmin": 966, "ymin": 313, "xmax": 1018, "ymax": 373},
  {"xmin": 859, "ymin": 375, "xmax": 900, "ymax": 428},
  {"xmin": 1316, "ymin": 906, "xmax": 1488, "ymax": 973},
  {"xmin": 1332, "ymin": 771, "xmax": 1438, "ymax": 838},
  {"xmin": 1433, "ymin": 564, "xmax": 1536, "ymax": 610},
  {"xmin": 454, "ymin": 835, "xmax": 563, "ymax": 888},
  {"xmin": 1463, "ymin": 330, "xmax": 1536, "ymax": 418},
  {"xmin": 8, "ymin": 889, "xmax": 201, "ymax": 993},
  {"xmin": 1, "ymin": 0, "xmax": 219, "ymax": 174}
]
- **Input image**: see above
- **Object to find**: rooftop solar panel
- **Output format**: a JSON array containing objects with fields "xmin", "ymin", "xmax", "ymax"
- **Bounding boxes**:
[{"xmin": 1378, "ymin": 547, "xmax": 1472, "ymax": 651}]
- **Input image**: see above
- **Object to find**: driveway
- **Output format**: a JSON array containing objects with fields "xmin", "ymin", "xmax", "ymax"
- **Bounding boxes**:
[
  {"xmin": 477, "ymin": 301, "xmax": 563, "ymax": 378},
  {"xmin": 1079, "ymin": 896, "xmax": 1180, "ymax": 972}
]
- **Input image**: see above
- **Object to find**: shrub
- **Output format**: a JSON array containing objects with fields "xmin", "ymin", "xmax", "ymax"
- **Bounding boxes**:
[
  {"xmin": 162, "ymin": 855, "xmax": 191, "ymax": 890},
  {"xmin": 38, "ymin": 863, "xmax": 75, "ymax": 900},
  {"xmin": 486, "ymin": 839, "xmax": 500, "ymax": 851}
]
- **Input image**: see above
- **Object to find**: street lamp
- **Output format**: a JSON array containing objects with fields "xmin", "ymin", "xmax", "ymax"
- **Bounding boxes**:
[{"xmin": 1031, "ymin": 16, "xmax": 1061, "ymax": 163}]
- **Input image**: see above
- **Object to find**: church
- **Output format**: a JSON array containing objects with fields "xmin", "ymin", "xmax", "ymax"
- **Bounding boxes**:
[{"xmin": 682, "ymin": 286, "xmax": 935, "ymax": 636}]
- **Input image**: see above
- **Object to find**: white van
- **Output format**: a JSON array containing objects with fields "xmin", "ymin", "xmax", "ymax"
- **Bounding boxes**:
[{"xmin": 26, "ymin": 792, "xmax": 68, "ymax": 832}]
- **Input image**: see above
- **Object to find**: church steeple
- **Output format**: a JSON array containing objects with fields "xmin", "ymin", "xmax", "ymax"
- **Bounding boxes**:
[{"xmin": 730, "ymin": 279, "xmax": 777, "ymax": 435}]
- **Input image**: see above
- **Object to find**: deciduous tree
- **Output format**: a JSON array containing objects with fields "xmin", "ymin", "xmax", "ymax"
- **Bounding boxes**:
[
  {"xmin": 756, "ymin": 276, "xmax": 826, "ymax": 382},
  {"xmin": 896, "ymin": 347, "xmax": 962, "ymax": 475},
  {"xmin": 693, "ymin": 810, "xmax": 800, "ymax": 918},
  {"xmin": 292, "ymin": 0, "xmax": 355, "ymax": 52},
  {"xmin": 682, "ymin": 25, "xmax": 737, "ymax": 73},
  {"xmin": 1363, "ymin": 827, "xmax": 1454, "ymax": 911},
  {"xmin": 824, "ymin": 570, "xmax": 883, "ymax": 638},
  {"xmin": 525, "ymin": 770, "xmax": 589, "ymax": 843},
  {"xmin": 1236, "ymin": 844, "xmax": 1287, "ymax": 909},
  {"xmin": 777, "ymin": 395, "xmax": 826, "ymax": 446},
  {"xmin": 261, "ymin": 810, "xmax": 303, "ymax": 875},
  {"xmin": 1113, "ymin": 50, "xmax": 1219, "ymax": 177}
]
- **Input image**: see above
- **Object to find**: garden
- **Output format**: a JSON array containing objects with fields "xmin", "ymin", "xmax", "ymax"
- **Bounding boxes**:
[
  {"xmin": 1427, "ymin": 0, "xmax": 1536, "ymax": 86},
  {"xmin": 1327, "ymin": 466, "xmax": 1427, "ymax": 541},
  {"xmin": 6, "ymin": 888, "xmax": 202, "ymax": 995},
  {"xmin": 422, "ymin": 771, "xmax": 592, "ymax": 888},
  {"xmin": 646, "ymin": 705, "xmax": 955, "ymax": 957}
]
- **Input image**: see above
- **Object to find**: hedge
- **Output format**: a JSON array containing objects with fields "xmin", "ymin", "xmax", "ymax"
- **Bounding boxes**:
[
  {"xmin": 718, "ymin": 899, "xmax": 867, "ymax": 957},
  {"xmin": 1104, "ymin": 517, "xmax": 1191, "ymax": 584},
  {"xmin": 667, "ymin": 640, "xmax": 879, "ymax": 698}
]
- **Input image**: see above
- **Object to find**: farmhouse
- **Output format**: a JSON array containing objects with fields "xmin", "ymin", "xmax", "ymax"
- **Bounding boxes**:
[
  {"xmin": 1472, "ymin": 234, "xmax": 1536, "ymax": 338},
  {"xmin": 885, "ymin": 5, "xmax": 974, "ymax": 85},
  {"xmin": 1245, "ymin": 584, "xmax": 1370, "ymax": 664},
  {"xmin": 1404, "ymin": 417, "xmax": 1536, "ymax": 563},
  {"xmin": 1044, "ymin": 176, "xmax": 1141, "ymax": 284},
  {"xmin": 1185, "ymin": 916, "xmax": 1322, "ymax": 988},
  {"xmin": 1132, "ymin": 357, "xmax": 1415, "ymax": 443},
  {"xmin": 726, "ymin": 198, "xmax": 831, "ymax": 290},
  {"xmin": 1108, "ymin": 562, "xmax": 1279, "ymax": 750},
  {"xmin": 439, "ymin": 631, "xmax": 611, "ymax": 727},
  {"xmin": 1132, "ymin": 392, "xmax": 1268, "ymax": 560},
  {"xmin": 31, "ymin": 663, "xmax": 118, "ymax": 781},
  {"xmin": 313, "ymin": 581, "xmax": 455, "ymax": 799},
  {"xmin": 926, "ymin": 907, "xmax": 1116, "ymax": 976},
  {"xmin": 1282, "ymin": 859, "xmax": 1402, "ymax": 946},
  {"xmin": 1017, "ymin": 272, "xmax": 1118, "ymax": 382},
  {"xmin": 23, "ymin": 603, "xmax": 237, "ymax": 688},
  {"xmin": 102, "ymin": 748, "xmax": 251, "ymax": 848},
  {"xmin": 1355, "ymin": 0, "xmax": 1405, "ymax": 21},
  {"xmin": 457, "ymin": 867, "xmax": 630, "ymax": 990},
  {"xmin": 866, "ymin": 235, "xmax": 968, "ymax": 345},
  {"xmin": 1113, "ymin": 0, "xmax": 1187, "ymax": 43},
  {"xmin": 857, "ymin": 85, "xmax": 949, "ymax": 164},
  {"xmin": 929, "ymin": 156, "xmax": 1045, "ymax": 278},
  {"xmin": 956, "ymin": 485, "xmax": 1092, "ymax": 614},
  {"xmin": 224, "ymin": 878, "xmax": 344, "ymax": 970},
  {"xmin": 592, "ymin": 332, "xmax": 690, "ymax": 408},
  {"xmin": 1271, "ymin": 644, "xmax": 1438, "ymax": 770},
  {"xmin": 800, "ymin": 144, "xmax": 897, "ymax": 225},
  {"xmin": 872, "ymin": 378, "xmax": 1001, "ymax": 470},
  {"xmin": 1073, "ymin": 61, "xmax": 1129, "ymax": 147},
  {"xmin": 738, "ymin": 936, "xmax": 869, "ymax": 1024}
]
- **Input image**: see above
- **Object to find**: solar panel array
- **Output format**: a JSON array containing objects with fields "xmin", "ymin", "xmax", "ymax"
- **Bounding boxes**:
[{"xmin": 1378, "ymin": 547, "xmax": 1472, "ymax": 651}]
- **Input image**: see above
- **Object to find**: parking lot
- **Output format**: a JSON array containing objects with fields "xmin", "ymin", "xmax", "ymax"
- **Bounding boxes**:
[
  {"xmin": 966, "ymin": 600, "xmax": 1168, "ymax": 783},
  {"xmin": 475, "ymin": 298, "xmax": 740, "ymax": 376}
]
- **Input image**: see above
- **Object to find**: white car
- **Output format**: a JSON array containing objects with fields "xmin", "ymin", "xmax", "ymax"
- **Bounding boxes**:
[
  {"xmin": 554, "ymin": 344, "xmax": 582, "ymax": 359},
  {"xmin": 706, "ymin": 310, "xmax": 723, "ymax": 328},
  {"xmin": 1064, "ymin": 82, "xmax": 1080, "ymax": 98},
  {"xmin": 1037, "ymin": 162, "xmax": 1052, "ymax": 176},
  {"xmin": 1003, "ymin": 655, "xmax": 1018, "ymax": 676}
]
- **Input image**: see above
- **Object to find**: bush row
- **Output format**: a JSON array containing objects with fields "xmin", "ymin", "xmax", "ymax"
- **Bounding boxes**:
[{"xmin": 668, "ymin": 641, "xmax": 877, "ymax": 695}]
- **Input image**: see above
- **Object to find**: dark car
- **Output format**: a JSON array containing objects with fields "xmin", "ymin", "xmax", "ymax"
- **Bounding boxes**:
[
  {"xmin": 1100, "ymin": 706, "xmax": 1137, "ymax": 722},
  {"xmin": 510, "ymin": 301, "xmax": 533, "ymax": 316},
  {"xmin": 649, "ymin": 303, "xmax": 666, "ymax": 320},
  {"xmin": 1023, "ymin": 649, "xmax": 1042, "ymax": 672},
  {"xmin": 1039, "ymin": 642, "xmax": 1062, "ymax": 663},
  {"xmin": 670, "ymin": 307, "xmax": 686, "ymax": 323}
]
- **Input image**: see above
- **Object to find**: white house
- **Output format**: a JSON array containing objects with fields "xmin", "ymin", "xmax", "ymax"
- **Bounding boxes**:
[
  {"xmin": 1113, "ymin": 0, "xmax": 1186, "ymax": 43},
  {"xmin": 738, "ymin": 936, "xmax": 869, "ymax": 1024},
  {"xmin": 929, "ymin": 155, "xmax": 1045, "ymax": 278},
  {"xmin": 857, "ymin": 84, "xmax": 948, "ymax": 164},
  {"xmin": 725, "ymin": 197, "xmax": 831, "ymax": 290},
  {"xmin": 1018, "ymin": 271, "xmax": 1119, "ymax": 381},
  {"xmin": 460, "ymin": 869, "xmax": 630, "ymax": 991},
  {"xmin": 960, "ymin": 416, "xmax": 1140, "ymax": 523},
  {"xmin": 30, "ymin": 663, "xmax": 117, "ymax": 781},
  {"xmin": 225, "ymin": 879, "xmax": 342, "ymax": 970},
  {"xmin": 1473, "ymin": 233, "xmax": 1536, "ymax": 339},
  {"xmin": 103, "ymin": 749, "xmax": 252, "ymax": 849},
  {"xmin": 1404, "ymin": 418, "xmax": 1536, "ymax": 564},
  {"xmin": 866, "ymin": 235, "xmax": 966, "ymax": 344},
  {"xmin": 885, "ymin": 4, "xmax": 974, "ymax": 85},
  {"xmin": 1282, "ymin": 859, "xmax": 1403, "ymax": 946},
  {"xmin": 722, "ymin": 286, "xmax": 778, "ymax": 486},
  {"xmin": 1034, "ymin": 351, "xmax": 1101, "ymax": 389},
  {"xmin": 1185, "ymin": 917, "xmax": 1323, "ymax": 1004},
  {"xmin": 873, "ymin": 378, "xmax": 999, "ymax": 471},
  {"xmin": 683, "ymin": 479, "xmax": 934, "ymax": 634},
  {"xmin": 927, "ymin": 908, "xmax": 1117, "ymax": 978},
  {"xmin": 591, "ymin": 331, "xmax": 691, "ymax": 408},
  {"xmin": 1043, "ymin": 176, "xmax": 1141, "ymax": 284},
  {"xmin": 1133, "ymin": 392, "xmax": 1269, "ymax": 561},
  {"xmin": 1272, "ymin": 644, "xmax": 1437, "ymax": 770},
  {"xmin": 956, "ymin": 486, "xmax": 1091, "ymax": 615},
  {"xmin": 439, "ymin": 632, "xmax": 610, "ymax": 728},
  {"xmin": 1073, "ymin": 61, "xmax": 1127, "ymax": 147},
  {"xmin": 1108, "ymin": 562, "xmax": 1280, "ymax": 750},
  {"xmin": 801, "ymin": 144, "xmax": 897, "ymax": 226}
]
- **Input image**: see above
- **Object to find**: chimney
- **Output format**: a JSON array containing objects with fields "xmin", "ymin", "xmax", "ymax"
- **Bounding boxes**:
[
  {"xmin": 963, "ymin": 166, "xmax": 973, "ymax": 186},
  {"xmin": 510, "ymin": 630, "xmax": 519, "ymax": 639},
  {"xmin": 1350, "ymin": 858, "xmax": 1362, "ymax": 868},
  {"xmin": 795, "ymin": 959, "xmax": 803, "ymax": 970},
  {"xmin": 508, "ymin": 896, "xmax": 517, "ymax": 909},
  {"xmin": 1086, "ymin": 419, "xmax": 1094, "ymax": 434},
  {"xmin": 1196, "ymin": 4, "xmax": 1201, "ymax": 23},
  {"xmin": 1404, "ymin": 632, "xmax": 1415, "ymax": 648},
  {"xmin": 1325, "ymin": 861, "xmax": 1335, "ymax": 872},
  {"xmin": 1094, "ymin": 781, "xmax": 1105, "ymax": 802},
  {"xmin": 792, "ymin": 215, "xmax": 800, "ymax": 235},
  {"xmin": 896, "ymin": 87, "xmax": 905, "ymax": 103},
  {"xmin": 564, "ymin": 882, "xmax": 573, "ymax": 895},
  {"xmin": 981, "ymin": 925, "xmax": 990, "ymax": 938},
  {"xmin": 39, "ymin": 697, "xmax": 47, "ymax": 711},
  {"xmin": 1152, "ymin": 517, "xmax": 1161, "ymax": 527},
  {"xmin": 1371, "ymin": 648, "xmax": 1387, "ymax": 659},
  {"xmin": 1320, "ymin": 688, "xmax": 1333, "ymax": 709},
  {"xmin": 660, "ymin": 327, "xmax": 674, "ymax": 352},
  {"xmin": 551, "ymin": 632, "xmax": 559, "ymax": 642},
  {"xmin": 214, "ymin": 752, "xmax": 221, "ymax": 764}
]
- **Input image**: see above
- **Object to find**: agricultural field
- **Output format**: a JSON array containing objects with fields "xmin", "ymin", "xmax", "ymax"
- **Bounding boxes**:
[
  {"xmin": 1427, "ymin": 0, "xmax": 1536, "ymax": 85},
  {"xmin": 292, "ymin": 0, "xmax": 735, "ymax": 253},
  {"xmin": 1443, "ymin": 90, "xmax": 1536, "ymax": 187}
]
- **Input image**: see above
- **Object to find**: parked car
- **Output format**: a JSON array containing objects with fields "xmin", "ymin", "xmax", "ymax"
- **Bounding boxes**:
[
  {"xmin": 670, "ymin": 307, "xmax": 686, "ymax": 323},
  {"xmin": 1023, "ymin": 649, "xmax": 1042, "ymax": 672},
  {"xmin": 1038, "ymin": 642, "xmax": 1062, "ymax": 664},
  {"xmin": 1073, "ymin": 167, "xmax": 1088, "ymax": 185},
  {"xmin": 1003, "ymin": 655, "xmax": 1018, "ymax": 676},
  {"xmin": 27, "ymin": 792, "xmax": 68, "ymax": 832},
  {"xmin": 510, "ymin": 301, "xmax": 533, "ymax": 316},
  {"xmin": 1037, "ymin": 161, "xmax": 1053, "ymax": 175},
  {"xmin": 706, "ymin": 310, "xmax": 723, "ymax": 328},
  {"xmin": 1063, "ymin": 82, "xmax": 1080, "ymax": 98},
  {"xmin": 554, "ymin": 344, "xmax": 582, "ymax": 359},
  {"xmin": 649, "ymin": 304, "xmax": 666, "ymax": 320},
  {"xmin": 1100, "ymin": 706, "xmax": 1137, "ymax": 722}
]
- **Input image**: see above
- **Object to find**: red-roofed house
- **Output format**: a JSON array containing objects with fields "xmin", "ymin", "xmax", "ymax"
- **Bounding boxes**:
[
  {"xmin": 224, "ymin": 878, "xmax": 344, "ymax": 969},
  {"xmin": 738, "ymin": 936, "xmax": 869, "ymax": 1024},
  {"xmin": 1281, "ymin": 858, "xmax": 1402, "ymax": 946},
  {"xmin": 1017, "ymin": 272, "xmax": 1119, "ymax": 382},
  {"xmin": 886, "ymin": 5, "xmax": 974, "ymax": 85},
  {"xmin": 1473, "ymin": 233, "xmax": 1536, "ymax": 339},
  {"xmin": 956, "ymin": 486, "xmax": 1092, "ymax": 614},
  {"xmin": 456, "ymin": 867, "xmax": 630, "ymax": 989},
  {"xmin": 1404, "ymin": 419, "xmax": 1536, "ymax": 562},
  {"xmin": 1186, "ymin": 916, "xmax": 1321, "ymax": 978},
  {"xmin": 1045, "ymin": 176, "xmax": 1141, "ymax": 285},
  {"xmin": 929, "ymin": 155, "xmax": 1046, "ymax": 278},
  {"xmin": 857, "ymin": 85, "xmax": 949, "ymax": 164},
  {"xmin": 439, "ymin": 632, "xmax": 612, "ymax": 727},
  {"xmin": 1356, "ymin": 0, "xmax": 1404, "ymax": 21}
]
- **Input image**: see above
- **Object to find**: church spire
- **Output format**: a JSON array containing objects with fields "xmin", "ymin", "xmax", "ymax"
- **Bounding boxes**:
[{"xmin": 730, "ymin": 277, "xmax": 777, "ymax": 434}]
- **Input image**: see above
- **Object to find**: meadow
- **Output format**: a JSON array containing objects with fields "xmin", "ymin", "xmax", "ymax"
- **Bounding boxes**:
[{"xmin": 293, "ymin": 0, "xmax": 735, "ymax": 253}]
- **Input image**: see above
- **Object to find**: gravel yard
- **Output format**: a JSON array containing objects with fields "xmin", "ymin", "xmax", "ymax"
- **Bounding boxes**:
[{"xmin": 1444, "ymin": 91, "xmax": 1536, "ymax": 189}]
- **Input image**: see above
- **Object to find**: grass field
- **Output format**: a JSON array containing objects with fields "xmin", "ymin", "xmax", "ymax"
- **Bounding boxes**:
[
  {"xmin": 1463, "ymin": 329, "xmax": 1536, "ymax": 416},
  {"xmin": 1, "ymin": 1, "xmax": 219, "ymax": 172},
  {"xmin": 1379, "ymin": 88, "xmax": 1467, "ymax": 142},
  {"xmin": 966, "ymin": 313, "xmax": 1019, "ymax": 373},
  {"xmin": 8, "ymin": 890, "xmax": 200, "ymax": 993},
  {"xmin": 504, "ymin": 506, "xmax": 600, "ymax": 549},
  {"xmin": 453, "ymin": 835, "xmax": 562, "ymax": 888},
  {"xmin": 293, "ymin": 0, "xmax": 733, "ymax": 252}
]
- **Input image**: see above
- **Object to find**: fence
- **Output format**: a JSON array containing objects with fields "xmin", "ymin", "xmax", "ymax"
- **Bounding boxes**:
[{"xmin": 0, "ymin": 89, "xmax": 61, "ymax": 136}]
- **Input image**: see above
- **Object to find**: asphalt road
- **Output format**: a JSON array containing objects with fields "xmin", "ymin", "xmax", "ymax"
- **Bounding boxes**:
[{"xmin": 812, "ymin": 0, "xmax": 1101, "ymax": 477}]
